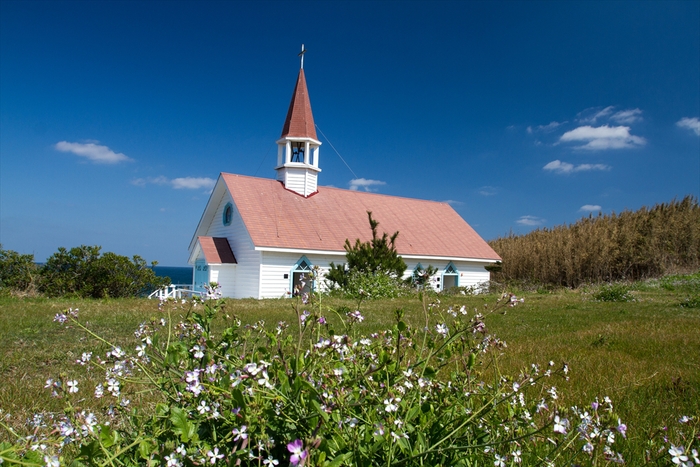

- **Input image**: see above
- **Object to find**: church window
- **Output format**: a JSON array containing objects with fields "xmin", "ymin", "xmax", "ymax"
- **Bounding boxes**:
[
  {"xmin": 442, "ymin": 262, "xmax": 459, "ymax": 290},
  {"xmin": 291, "ymin": 256, "xmax": 313, "ymax": 296},
  {"xmin": 223, "ymin": 203, "xmax": 233, "ymax": 226}
]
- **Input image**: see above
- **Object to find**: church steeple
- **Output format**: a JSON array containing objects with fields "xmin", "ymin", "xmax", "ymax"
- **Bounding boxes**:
[{"xmin": 275, "ymin": 45, "xmax": 322, "ymax": 197}]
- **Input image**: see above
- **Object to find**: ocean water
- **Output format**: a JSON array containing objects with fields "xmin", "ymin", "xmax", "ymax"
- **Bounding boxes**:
[{"xmin": 152, "ymin": 266, "xmax": 193, "ymax": 285}]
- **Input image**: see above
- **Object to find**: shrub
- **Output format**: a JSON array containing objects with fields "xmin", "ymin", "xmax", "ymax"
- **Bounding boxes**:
[
  {"xmin": 329, "ymin": 269, "xmax": 409, "ymax": 299},
  {"xmin": 593, "ymin": 283, "xmax": 636, "ymax": 302},
  {"xmin": 1, "ymin": 289, "xmax": 661, "ymax": 466},
  {"xmin": 0, "ymin": 245, "xmax": 37, "ymax": 293},
  {"xmin": 326, "ymin": 212, "xmax": 407, "ymax": 292},
  {"xmin": 39, "ymin": 245, "xmax": 169, "ymax": 298}
]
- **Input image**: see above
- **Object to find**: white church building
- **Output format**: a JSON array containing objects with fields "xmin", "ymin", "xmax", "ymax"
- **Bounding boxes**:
[{"xmin": 188, "ymin": 60, "xmax": 501, "ymax": 299}]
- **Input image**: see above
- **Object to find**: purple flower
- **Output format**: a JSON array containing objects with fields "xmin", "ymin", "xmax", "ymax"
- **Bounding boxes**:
[{"xmin": 287, "ymin": 439, "xmax": 307, "ymax": 466}]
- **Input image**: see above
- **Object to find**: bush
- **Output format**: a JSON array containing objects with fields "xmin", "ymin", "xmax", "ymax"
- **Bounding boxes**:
[
  {"xmin": 329, "ymin": 269, "xmax": 409, "ymax": 299},
  {"xmin": 593, "ymin": 283, "xmax": 636, "ymax": 302},
  {"xmin": 39, "ymin": 245, "xmax": 169, "ymax": 298},
  {"xmin": 0, "ymin": 245, "xmax": 37, "ymax": 293},
  {"xmin": 326, "ymin": 212, "xmax": 407, "ymax": 292}
]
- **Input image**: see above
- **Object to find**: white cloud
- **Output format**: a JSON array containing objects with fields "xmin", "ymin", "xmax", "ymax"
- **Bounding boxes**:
[
  {"xmin": 478, "ymin": 186, "xmax": 498, "ymax": 196},
  {"xmin": 55, "ymin": 141, "xmax": 132, "ymax": 164},
  {"xmin": 171, "ymin": 177, "xmax": 216, "ymax": 190},
  {"xmin": 527, "ymin": 121, "xmax": 566, "ymax": 135},
  {"xmin": 578, "ymin": 106, "xmax": 615, "ymax": 124},
  {"xmin": 610, "ymin": 108, "xmax": 643, "ymax": 124},
  {"xmin": 543, "ymin": 160, "xmax": 611, "ymax": 174},
  {"xmin": 441, "ymin": 199, "xmax": 463, "ymax": 206},
  {"xmin": 349, "ymin": 178, "xmax": 386, "ymax": 192},
  {"xmin": 516, "ymin": 215, "xmax": 545, "ymax": 226},
  {"xmin": 580, "ymin": 204, "xmax": 602, "ymax": 212},
  {"xmin": 677, "ymin": 117, "xmax": 700, "ymax": 136},
  {"xmin": 131, "ymin": 175, "xmax": 215, "ymax": 192},
  {"xmin": 559, "ymin": 125, "xmax": 646, "ymax": 150}
]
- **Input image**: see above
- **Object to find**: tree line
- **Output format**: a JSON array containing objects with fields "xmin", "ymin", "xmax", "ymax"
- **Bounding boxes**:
[{"xmin": 0, "ymin": 245, "xmax": 169, "ymax": 298}]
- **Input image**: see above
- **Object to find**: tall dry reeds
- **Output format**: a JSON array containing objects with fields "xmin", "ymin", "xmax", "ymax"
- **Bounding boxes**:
[{"xmin": 489, "ymin": 196, "xmax": 700, "ymax": 287}]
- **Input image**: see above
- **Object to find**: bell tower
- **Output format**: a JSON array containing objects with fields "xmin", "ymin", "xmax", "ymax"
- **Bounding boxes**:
[{"xmin": 275, "ymin": 45, "xmax": 322, "ymax": 197}]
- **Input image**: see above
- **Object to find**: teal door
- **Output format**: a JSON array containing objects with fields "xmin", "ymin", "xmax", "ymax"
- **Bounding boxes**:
[{"xmin": 194, "ymin": 260, "xmax": 209, "ymax": 293}]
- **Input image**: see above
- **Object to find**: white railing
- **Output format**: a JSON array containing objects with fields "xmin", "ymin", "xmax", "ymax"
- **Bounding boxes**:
[{"xmin": 148, "ymin": 284, "xmax": 203, "ymax": 300}]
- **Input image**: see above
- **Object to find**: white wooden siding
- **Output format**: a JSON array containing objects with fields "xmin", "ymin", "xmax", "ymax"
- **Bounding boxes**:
[
  {"xmin": 203, "ymin": 191, "xmax": 261, "ymax": 299},
  {"xmin": 259, "ymin": 251, "xmax": 339, "ymax": 299},
  {"xmin": 402, "ymin": 260, "xmax": 490, "ymax": 292}
]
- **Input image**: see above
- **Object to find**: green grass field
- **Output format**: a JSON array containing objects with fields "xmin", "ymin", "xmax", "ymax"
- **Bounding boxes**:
[{"xmin": 1, "ymin": 275, "xmax": 699, "ymax": 463}]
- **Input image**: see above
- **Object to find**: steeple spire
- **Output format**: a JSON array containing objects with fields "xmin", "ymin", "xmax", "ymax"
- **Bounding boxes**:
[
  {"xmin": 280, "ymin": 68, "xmax": 317, "ymax": 140},
  {"xmin": 275, "ymin": 45, "xmax": 322, "ymax": 198}
]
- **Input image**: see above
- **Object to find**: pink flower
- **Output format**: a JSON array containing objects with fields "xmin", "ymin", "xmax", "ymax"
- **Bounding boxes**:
[{"xmin": 287, "ymin": 439, "xmax": 307, "ymax": 466}]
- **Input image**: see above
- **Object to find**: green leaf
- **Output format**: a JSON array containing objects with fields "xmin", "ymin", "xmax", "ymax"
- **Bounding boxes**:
[
  {"xmin": 139, "ymin": 439, "xmax": 156, "ymax": 459},
  {"xmin": 99, "ymin": 424, "xmax": 119, "ymax": 448},
  {"xmin": 78, "ymin": 440, "xmax": 101, "ymax": 460},
  {"xmin": 397, "ymin": 320, "xmax": 407, "ymax": 332},
  {"xmin": 324, "ymin": 452, "xmax": 353, "ymax": 467},
  {"xmin": 170, "ymin": 406, "xmax": 196, "ymax": 443}
]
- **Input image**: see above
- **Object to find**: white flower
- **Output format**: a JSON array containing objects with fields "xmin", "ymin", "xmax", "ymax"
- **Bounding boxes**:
[
  {"xmin": 206, "ymin": 447, "xmax": 224, "ymax": 464},
  {"xmin": 232, "ymin": 425, "xmax": 248, "ymax": 441},
  {"xmin": 384, "ymin": 397, "xmax": 400, "ymax": 413},
  {"xmin": 263, "ymin": 457, "xmax": 279, "ymax": 466},
  {"xmin": 511, "ymin": 449, "xmax": 522, "ymax": 464},
  {"xmin": 164, "ymin": 454, "xmax": 181, "ymax": 467},
  {"xmin": 494, "ymin": 454, "xmax": 506, "ymax": 467},
  {"xmin": 107, "ymin": 378, "xmax": 120, "ymax": 396},
  {"xmin": 436, "ymin": 323, "xmax": 448, "ymax": 337},
  {"xmin": 669, "ymin": 445, "xmax": 688, "ymax": 465},
  {"xmin": 197, "ymin": 401, "xmax": 211, "ymax": 414},
  {"xmin": 44, "ymin": 455, "xmax": 60, "ymax": 467},
  {"xmin": 190, "ymin": 345, "xmax": 205, "ymax": 359},
  {"xmin": 66, "ymin": 380, "xmax": 79, "ymax": 393},
  {"xmin": 553, "ymin": 415, "xmax": 568, "ymax": 434}
]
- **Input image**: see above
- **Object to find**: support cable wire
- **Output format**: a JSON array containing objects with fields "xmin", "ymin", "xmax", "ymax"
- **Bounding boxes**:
[
  {"xmin": 315, "ymin": 124, "xmax": 359, "ymax": 180},
  {"xmin": 253, "ymin": 141, "xmax": 276, "ymax": 177}
]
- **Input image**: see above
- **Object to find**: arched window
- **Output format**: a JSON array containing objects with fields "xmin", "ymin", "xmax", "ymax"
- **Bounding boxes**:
[
  {"xmin": 223, "ymin": 203, "xmax": 233, "ymax": 226},
  {"xmin": 442, "ymin": 262, "xmax": 459, "ymax": 290},
  {"xmin": 291, "ymin": 256, "xmax": 313, "ymax": 296}
]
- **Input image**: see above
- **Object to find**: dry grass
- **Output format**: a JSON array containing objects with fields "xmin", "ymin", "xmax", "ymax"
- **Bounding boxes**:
[{"xmin": 489, "ymin": 196, "xmax": 700, "ymax": 287}]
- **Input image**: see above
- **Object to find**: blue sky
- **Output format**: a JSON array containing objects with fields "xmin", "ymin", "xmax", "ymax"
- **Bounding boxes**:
[{"xmin": 1, "ymin": 0, "xmax": 699, "ymax": 266}]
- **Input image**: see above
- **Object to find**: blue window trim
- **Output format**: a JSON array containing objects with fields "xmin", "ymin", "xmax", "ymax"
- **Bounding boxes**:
[
  {"xmin": 223, "ymin": 202, "xmax": 233, "ymax": 226},
  {"xmin": 442, "ymin": 261, "xmax": 459, "ymax": 288},
  {"xmin": 290, "ymin": 256, "xmax": 314, "ymax": 295},
  {"xmin": 411, "ymin": 263, "xmax": 424, "ymax": 281}
]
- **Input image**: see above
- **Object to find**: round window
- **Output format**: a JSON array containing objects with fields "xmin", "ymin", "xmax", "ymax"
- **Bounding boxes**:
[{"xmin": 223, "ymin": 203, "xmax": 233, "ymax": 226}]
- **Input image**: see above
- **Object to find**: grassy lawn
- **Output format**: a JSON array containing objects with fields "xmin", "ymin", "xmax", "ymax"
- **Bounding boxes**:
[{"xmin": 1, "ymin": 277, "xmax": 698, "ymax": 463}]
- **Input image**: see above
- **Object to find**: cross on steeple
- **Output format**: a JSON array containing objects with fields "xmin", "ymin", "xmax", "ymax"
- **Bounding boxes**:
[{"xmin": 298, "ymin": 44, "xmax": 306, "ymax": 69}]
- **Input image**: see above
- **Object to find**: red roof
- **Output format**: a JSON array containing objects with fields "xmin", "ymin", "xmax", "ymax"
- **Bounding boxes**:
[
  {"xmin": 222, "ymin": 173, "xmax": 500, "ymax": 261},
  {"xmin": 198, "ymin": 236, "xmax": 237, "ymax": 264},
  {"xmin": 280, "ymin": 69, "xmax": 318, "ymax": 140}
]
